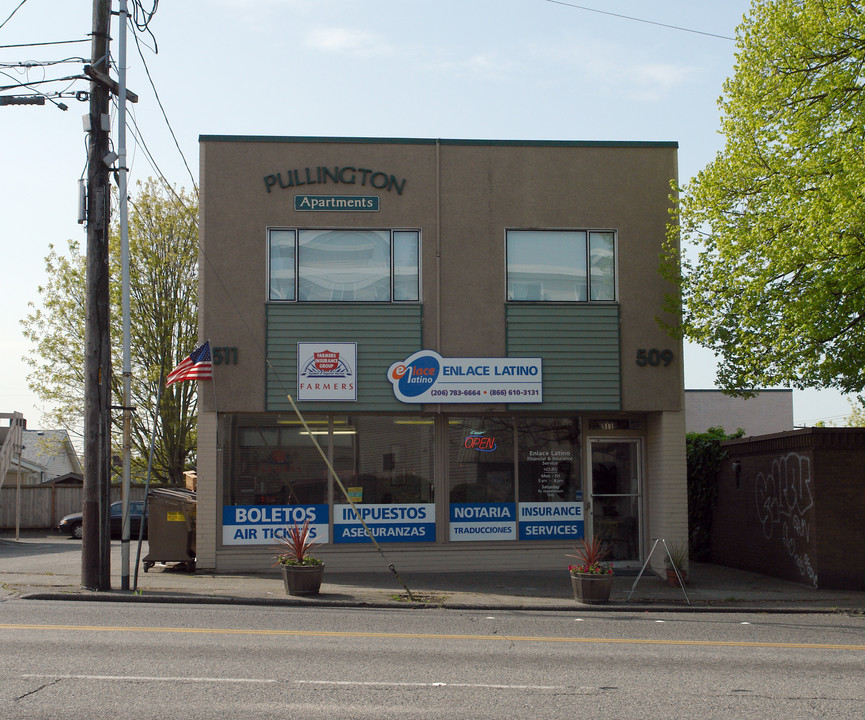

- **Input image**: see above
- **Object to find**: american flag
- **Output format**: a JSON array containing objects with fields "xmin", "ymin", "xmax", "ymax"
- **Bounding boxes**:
[{"xmin": 166, "ymin": 341, "xmax": 213, "ymax": 385}]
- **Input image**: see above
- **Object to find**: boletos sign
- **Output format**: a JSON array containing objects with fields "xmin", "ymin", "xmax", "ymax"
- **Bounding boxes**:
[{"xmin": 387, "ymin": 350, "xmax": 542, "ymax": 403}]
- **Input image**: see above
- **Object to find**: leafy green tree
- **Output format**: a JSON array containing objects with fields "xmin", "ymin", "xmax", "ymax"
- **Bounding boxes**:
[
  {"xmin": 22, "ymin": 179, "xmax": 199, "ymax": 484},
  {"xmin": 686, "ymin": 426, "xmax": 744, "ymax": 561},
  {"xmin": 665, "ymin": 0, "xmax": 865, "ymax": 394}
]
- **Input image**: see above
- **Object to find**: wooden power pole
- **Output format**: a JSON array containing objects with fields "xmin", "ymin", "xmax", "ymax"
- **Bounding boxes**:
[{"xmin": 82, "ymin": 0, "xmax": 113, "ymax": 590}]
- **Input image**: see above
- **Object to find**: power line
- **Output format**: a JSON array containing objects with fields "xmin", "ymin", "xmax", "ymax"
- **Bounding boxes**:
[
  {"xmin": 544, "ymin": 0, "xmax": 735, "ymax": 41},
  {"xmin": 129, "ymin": 21, "xmax": 196, "ymax": 192},
  {"xmin": 124, "ymin": 104, "xmax": 189, "ymax": 208},
  {"xmin": 0, "ymin": 39, "xmax": 89, "ymax": 49},
  {"xmin": 0, "ymin": 0, "xmax": 30, "ymax": 31}
]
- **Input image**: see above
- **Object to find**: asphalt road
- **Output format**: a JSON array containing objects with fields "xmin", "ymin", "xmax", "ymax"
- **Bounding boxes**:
[{"xmin": 1, "ymin": 599, "xmax": 864, "ymax": 719}]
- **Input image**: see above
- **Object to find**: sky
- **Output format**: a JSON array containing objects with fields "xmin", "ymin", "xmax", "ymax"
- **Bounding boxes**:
[{"xmin": 0, "ymin": 0, "xmax": 856, "ymax": 430}]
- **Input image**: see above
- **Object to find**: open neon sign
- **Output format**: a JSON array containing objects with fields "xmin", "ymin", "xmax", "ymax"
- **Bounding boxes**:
[{"xmin": 465, "ymin": 431, "xmax": 497, "ymax": 452}]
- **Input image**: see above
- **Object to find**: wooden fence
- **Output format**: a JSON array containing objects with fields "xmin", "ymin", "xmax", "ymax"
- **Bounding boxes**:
[{"xmin": 0, "ymin": 485, "xmax": 147, "ymax": 530}]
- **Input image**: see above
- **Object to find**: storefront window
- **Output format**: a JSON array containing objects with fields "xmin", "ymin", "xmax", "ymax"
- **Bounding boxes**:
[
  {"xmin": 221, "ymin": 414, "xmax": 434, "ymax": 546},
  {"xmin": 332, "ymin": 415, "xmax": 434, "ymax": 505},
  {"xmin": 226, "ymin": 419, "xmax": 330, "ymax": 507},
  {"xmin": 448, "ymin": 417, "xmax": 516, "ymax": 504},
  {"xmin": 448, "ymin": 416, "xmax": 583, "ymax": 542},
  {"xmin": 516, "ymin": 418, "xmax": 581, "ymax": 503},
  {"xmin": 332, "ymin": 415, "xmax": 435, "ymax": 543}
]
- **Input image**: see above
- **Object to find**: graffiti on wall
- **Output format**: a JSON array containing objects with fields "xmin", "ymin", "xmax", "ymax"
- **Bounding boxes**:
[{"xmin": 754, "ymin": 452, "xmax": 818, "ymax": 587}]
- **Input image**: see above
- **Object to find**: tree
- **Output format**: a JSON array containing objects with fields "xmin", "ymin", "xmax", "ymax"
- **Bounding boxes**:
[
  {"xmin": 22, "ymin": 178, "xmax": 199, "ymax": 484},
  {"xmin": 686, "ymin": 427, "xmax": 744, "ymax": 561},
  {"xmin": 665, "ymin": 0, "xmax": 865, "ymax": 394}
]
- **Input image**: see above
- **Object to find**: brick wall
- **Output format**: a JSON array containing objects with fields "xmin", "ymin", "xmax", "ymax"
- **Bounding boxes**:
[{"xmin": 711, "ymin": 428, "xmax": 865, "ymax": 590}]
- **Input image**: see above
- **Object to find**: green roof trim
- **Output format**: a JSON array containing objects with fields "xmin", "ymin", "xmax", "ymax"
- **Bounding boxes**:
[{"xmin": 198, "ymin": 134, "xmax": 678, "ymax": 149}]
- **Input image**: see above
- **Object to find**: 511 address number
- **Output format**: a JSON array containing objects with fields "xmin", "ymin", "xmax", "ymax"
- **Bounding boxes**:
[{"xmin": 636, "ymin": 348, "xmax": 674, "ymax": 367}]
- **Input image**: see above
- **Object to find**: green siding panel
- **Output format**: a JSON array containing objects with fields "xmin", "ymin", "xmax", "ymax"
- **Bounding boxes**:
[
  {"xmin": 506, "ymin": 304, "xmax": 620, "ymax": 411},
  {"xmin": 266, "ymin": 304, "xmax": 423, "ymax": 412}
]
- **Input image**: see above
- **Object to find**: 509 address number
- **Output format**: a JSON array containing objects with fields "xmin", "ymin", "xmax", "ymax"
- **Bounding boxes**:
[{"xmin": 636, "ymin": 348, "xmax": 674, "ymax": 367}]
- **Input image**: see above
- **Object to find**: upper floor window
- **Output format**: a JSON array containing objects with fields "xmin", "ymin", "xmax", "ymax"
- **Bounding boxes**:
[
  {"xmin": 506, "ymin": 229, "xmax": 616, "ymax": 302},
  {"xmin": 268, "ymin": 228, "xmax": 420, "ymax": 302}
]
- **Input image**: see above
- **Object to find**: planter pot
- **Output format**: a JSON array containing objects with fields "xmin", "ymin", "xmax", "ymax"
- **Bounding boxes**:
[
  {"xmin": 666, "ymin": 568, "xmax": 689, "ymax": 587},
  {"xmin": 282, "ymin": 564, "xmax": 325, "ymax": 596},
  {"xmin": 570, "ymin": 572, "xmax": 613, "ymax": 604}
]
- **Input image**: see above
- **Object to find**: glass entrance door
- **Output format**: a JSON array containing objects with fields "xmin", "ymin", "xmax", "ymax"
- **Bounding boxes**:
[{"xmin": 589, "ymin": 439, "xmax": 641, "ymax": 562}]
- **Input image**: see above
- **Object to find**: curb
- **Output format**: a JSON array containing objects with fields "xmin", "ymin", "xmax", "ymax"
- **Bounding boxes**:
[{"xmin": 19, "ymin": 591, "xmax": 864, "ymax": 614}]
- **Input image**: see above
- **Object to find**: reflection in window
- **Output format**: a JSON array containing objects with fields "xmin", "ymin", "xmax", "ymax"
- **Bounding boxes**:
[
  {"xmin": 269, "ymin": 230, "xmax": 296, "ymax": 301},
  {"xmin": 224, "ymin": 416, "xmax": 331, "ymax": 506},
  {"xmin": 393, "ymin": 231, "xmax": 420, "ymax": 301},
  {"xmin": 516, "ymin": 418, "xmax": 581, "ymax": 502},
  {"xmin": 332, "ymin": 416, "xmax": 434, "ymax": 504},
  {"xmin": 299, "ymin": 230, "xmax": 390, "ymax": 301},
  {"xmin": 223, "ymin": 414, "xmax": 435, "ymax": 509},
  {"xmin": 267, "ymin": 228, "xmax": 420, "ymax": 302},
  {"xmin": 448, "ymin": 417, "xmax": 516, "ymax": 503},
  {"xmin": 506, "ymin": 229, "xmax": 616, "ymax": 302},
  {"xmin": 589, "ymin": 231, "xmax": 615, "ymax": 300}
]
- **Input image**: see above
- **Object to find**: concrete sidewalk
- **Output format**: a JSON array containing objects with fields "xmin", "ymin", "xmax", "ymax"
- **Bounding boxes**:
[{"xmin": 2, "ymin": 532, "xmax": 864, "ymax": 612}]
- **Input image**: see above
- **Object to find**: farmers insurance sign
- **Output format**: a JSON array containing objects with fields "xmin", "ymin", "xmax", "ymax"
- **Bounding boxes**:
[
  {"xmin": 298, "ymin": 342, "xmax": 357, "ymax": 401},
  {"xmin": 387, "ymin": 350, "xmax": 542, "ymax": 403}
]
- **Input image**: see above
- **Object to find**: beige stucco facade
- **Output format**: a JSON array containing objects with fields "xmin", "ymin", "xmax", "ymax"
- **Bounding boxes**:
[{"xmin": 196, "ymin": 136, "xmax": 687, "ymax": 574}]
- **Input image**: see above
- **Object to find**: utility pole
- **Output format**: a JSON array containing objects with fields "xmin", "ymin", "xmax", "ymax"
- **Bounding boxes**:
[{"xmin": 82, "ymin": 0, "xmax": 113, "ymax": 591}]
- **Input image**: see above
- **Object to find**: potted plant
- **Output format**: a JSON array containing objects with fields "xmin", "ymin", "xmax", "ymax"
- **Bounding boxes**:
[
  {"xmin": 274, "ymin": 519, "xmax": 325, "ymax": 596},
  {"xmin": 664, "ymin": 541, "xmax": 689, "ymax": 587},
  {"xmin": 567, "ymin": 536, "xmax": 613, "ymax": 604}
]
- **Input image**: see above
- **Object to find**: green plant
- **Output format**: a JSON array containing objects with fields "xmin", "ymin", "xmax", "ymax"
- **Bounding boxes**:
[
  {"xmin": 273, "ymin": 520, "xmax": 323, "ymax": 567},
  {"xmin": 664, "ymin": 541, "xmax": 689, "ymax": 571},
  {"xmin": 567, "ymin": 536, "xmax": 613, "ymax": 576},
  {"xmin": 686, "ymin": 426, "xmax": 744, "ymax": 561}
]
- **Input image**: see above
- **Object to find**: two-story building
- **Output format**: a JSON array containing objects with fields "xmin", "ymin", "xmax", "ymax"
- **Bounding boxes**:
[{"xmin": 195, "ymin": 136, "xmax": 686, "ymax": 573}]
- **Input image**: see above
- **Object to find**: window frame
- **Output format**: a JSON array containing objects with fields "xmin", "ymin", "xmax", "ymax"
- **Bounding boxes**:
[
  {"xmin": 267, "ymin": 227, "xmax": 421, "ymax": 303},
  {"xmin": 505, "ymin": 228, "xmax": 618, "ymax": 303}
]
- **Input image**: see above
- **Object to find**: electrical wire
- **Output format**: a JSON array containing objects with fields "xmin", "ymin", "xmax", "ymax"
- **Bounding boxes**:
[
  {"xmin": 129, "ymin": 0, "xmax": 158, "ymax": 53},
  {"xmin": 124, "ymin": 104, "xmax": 192, "ymax": 213},
  {"xmin": 1, "ymin": 58, "xmax": 87, "ymax": 68},
  {"xmin": 0, "ymin": 0, "xmax": 30, "ymax": 31},
  {"xmin": 129, "ymin": 23, "xmax": 197, "ymax": 193},
  {"xmin": 544, "ymin": 0, "xmax": 735, "ymax": 41},
  {"xmin": 0, "ymin": 73, "xmax": 84, "ymax": 92},
  {"xmin": 0, "ymin": 39, "xmax": 88, "ymax": 49}
]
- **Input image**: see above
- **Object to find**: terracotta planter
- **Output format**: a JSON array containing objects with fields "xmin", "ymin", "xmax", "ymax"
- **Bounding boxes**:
[
  {"xmin": 282, "ymin": 564, "xmax": 325, "ymax": 596},
  {"xmin": 570, "ymin": 572, "xmax": 613, "ymax": 604},
  {"xmin": 666, "ymin": 568, "xmax": 688, "ymax": 587}
]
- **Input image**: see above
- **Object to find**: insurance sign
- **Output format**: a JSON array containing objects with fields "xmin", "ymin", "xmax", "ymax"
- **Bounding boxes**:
[
  {"xmin": 333, "ymin": 503, "xmax": 435, "ymax": 543},
  {"xmin": 298, "ymin": 342, "xmax": 357, "ymax": 401},
  {"xmin": 387, "ymin": 350, "xmax": 542, "ymax": 403}
]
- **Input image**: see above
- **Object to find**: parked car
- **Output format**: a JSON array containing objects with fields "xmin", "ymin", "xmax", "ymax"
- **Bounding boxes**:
[{"xmin": 58, "ymin": 500, "xmax": 148, "ymax": 539}]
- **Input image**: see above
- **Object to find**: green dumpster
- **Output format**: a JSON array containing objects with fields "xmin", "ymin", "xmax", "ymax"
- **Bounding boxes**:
[{"xmin": 142, "ymin": 487, "xmax": 196, "ymax": 572}]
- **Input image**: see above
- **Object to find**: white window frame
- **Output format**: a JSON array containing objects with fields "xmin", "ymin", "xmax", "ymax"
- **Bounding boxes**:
[
  {"xmin": 505, "ymin": 228, "xmax": 618, "ymax": 302},
  {"xmin": 267, "ymin": 227, "xmax": 421, "ymax": 303}
]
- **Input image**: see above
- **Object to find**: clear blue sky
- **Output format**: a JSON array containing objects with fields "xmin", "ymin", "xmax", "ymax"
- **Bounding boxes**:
[{"xmin": 0, "ymin": 0, "xmax": 853, "ymax": 427}]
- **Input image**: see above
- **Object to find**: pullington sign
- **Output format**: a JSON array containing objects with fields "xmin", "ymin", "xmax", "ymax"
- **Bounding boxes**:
[{"xmin": 264, "ymin": 165, "xmax": 407, "ymax": 194}]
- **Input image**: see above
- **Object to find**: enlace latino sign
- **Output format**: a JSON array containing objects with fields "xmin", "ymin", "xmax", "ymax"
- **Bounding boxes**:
[{"xmin": 387, "ymin": 350, "xmax": 542, "ymax": 403}]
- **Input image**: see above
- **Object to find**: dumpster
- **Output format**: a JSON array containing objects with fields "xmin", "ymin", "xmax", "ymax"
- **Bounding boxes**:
[{"xmin": 142, "ymin": 487, "xmax": 196, "ymax": 572}]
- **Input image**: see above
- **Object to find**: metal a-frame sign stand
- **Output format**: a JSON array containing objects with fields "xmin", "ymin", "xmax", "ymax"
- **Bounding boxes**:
[{"xmin": 626, "ymin": 537, "xmax": 691, "ymax": 605}]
